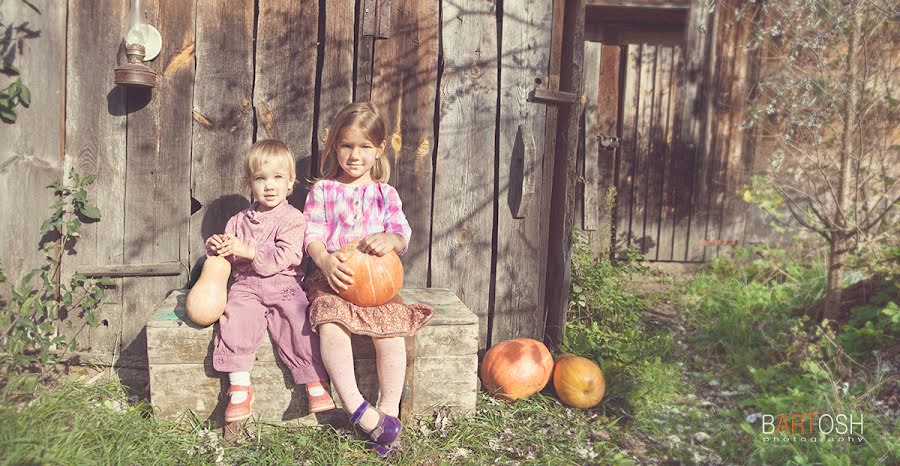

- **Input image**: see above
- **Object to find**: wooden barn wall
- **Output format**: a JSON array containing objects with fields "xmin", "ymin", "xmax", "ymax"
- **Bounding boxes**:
[
  {"xmin": 2, "ymin": 0, "xmax": 767, "ymax": 361},
  {"xmin": 577, "ymin": 1, "xmax": 760, "ymax": 262},
  {"xmin": 1, "ymin": 0, "xmax": 566, "ymax": 361}
]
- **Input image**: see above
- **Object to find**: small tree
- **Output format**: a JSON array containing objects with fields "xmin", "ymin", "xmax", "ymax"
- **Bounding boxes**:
[{"xmin": 742, "ymin": 0, "xmax": 899, "ymax": 319}]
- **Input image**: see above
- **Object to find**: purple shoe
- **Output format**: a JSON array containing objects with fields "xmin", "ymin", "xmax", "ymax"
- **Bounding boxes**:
[
  {"xmin": 367, "ymin": 441, "xmax": 398, "ymax": 458},
  {"xmin": 350, "ymin": 400, "xmax": 402, "ymax": 445}
]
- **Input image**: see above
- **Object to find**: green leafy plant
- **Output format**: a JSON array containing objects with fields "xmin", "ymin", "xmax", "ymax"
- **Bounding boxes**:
[
  {"xmin": 0, "ymin": 0, "xmax": 40, "ymax": 123},
  {"xmin": 0, "ymin": 66, "xmax": 30, "ymax": 123},
  {"xmin": 837, "ymin": 282, "xmax": 900, "ymax": 358},
  {"xmin": 0, "ymin": 169, "xmax": 108, "ymax": 385}
]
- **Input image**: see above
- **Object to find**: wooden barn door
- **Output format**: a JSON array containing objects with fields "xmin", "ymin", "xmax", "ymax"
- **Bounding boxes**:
[
  {"xmin": 433, "ymin": 0, "xmax": 560, "ymax": 348},
  {"xmin": 614, "ymin": 43, "xmax": 688, "ymax": 261},
  {"xmin": 609, "ymin": 3, "xmax": 756, "ymax": 262}
]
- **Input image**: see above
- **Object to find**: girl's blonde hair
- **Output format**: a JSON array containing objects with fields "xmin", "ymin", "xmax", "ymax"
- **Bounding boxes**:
[
  {"xmin": 319, "ymin": 101, "xmax": 390, "ymax": 182},
  {"xmin": 243, "ymin": 139, "xmax": 297, "ymax": 192}
]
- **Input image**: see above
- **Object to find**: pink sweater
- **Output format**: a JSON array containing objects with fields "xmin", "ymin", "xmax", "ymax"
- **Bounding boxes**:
[{"xmin": 205, "ymin": 201, "xmax": 306, "ymax": 277}]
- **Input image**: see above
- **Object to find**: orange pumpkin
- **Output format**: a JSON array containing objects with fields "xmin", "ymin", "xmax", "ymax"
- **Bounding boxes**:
[
  {"xmin": 480, "ymin": 338, "xmax": 554, "ymax": 401},
  {"xmin": 552, "ymin": 353, "xmax": 606, "ymax": 409},
  {"xmin": 337, "ymin": 239, "xmax": 404, "ymax": 307},
  {"xmin": 185, "ymin": 256, "xmax": 231, "ymax": 327}
]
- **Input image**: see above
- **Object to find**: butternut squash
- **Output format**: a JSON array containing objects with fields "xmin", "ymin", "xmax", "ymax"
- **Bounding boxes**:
[{"xmin": 185, "ymin": 256, "xmax": 231, "ymax": 326}]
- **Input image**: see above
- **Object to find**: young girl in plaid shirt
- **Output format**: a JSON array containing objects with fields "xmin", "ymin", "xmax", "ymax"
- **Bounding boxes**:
[{"xmin": 303, "ymin": 102, "xmax": 432, "ymax": 456}]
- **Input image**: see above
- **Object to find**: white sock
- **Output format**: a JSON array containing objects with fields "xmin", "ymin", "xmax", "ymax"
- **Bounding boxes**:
[{"xmin": 229, "ymin": 371, "xmax": 251, "ymax": 403}]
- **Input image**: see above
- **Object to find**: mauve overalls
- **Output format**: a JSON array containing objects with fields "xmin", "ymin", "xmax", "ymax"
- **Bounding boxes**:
[{"xmin": 205, "ymin": 201, "xmax": 328, "ymax": 384}]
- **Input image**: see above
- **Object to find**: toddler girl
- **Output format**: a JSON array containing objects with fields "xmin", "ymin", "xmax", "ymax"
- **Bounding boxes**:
[
  {"xmin": 303, "ymin": 102, "xmax": 433, "ymax": 455},
  {"xmin": 206, "ymin": 139, "xmax": 334, "ymax": 423}
]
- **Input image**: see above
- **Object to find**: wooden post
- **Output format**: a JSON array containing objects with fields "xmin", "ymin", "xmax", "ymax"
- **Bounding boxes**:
[{"xmin": 544, "ymin": 0, "xmax": 586, "ymax": 347}]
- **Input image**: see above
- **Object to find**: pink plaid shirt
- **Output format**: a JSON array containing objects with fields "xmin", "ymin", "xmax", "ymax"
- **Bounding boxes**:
[{"xmin": 303, "ymin": 180, "xmax": 412, "ymax": 254}]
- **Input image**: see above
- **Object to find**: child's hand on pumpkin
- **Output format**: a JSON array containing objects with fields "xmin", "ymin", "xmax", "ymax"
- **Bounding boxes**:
[
  {"xmin": 360, "ymin": 233, "xmax": 404, "ymax": 256},
  {"xmin": 322, "ymin": 251, "xmax": 354, "ymax": 293}
]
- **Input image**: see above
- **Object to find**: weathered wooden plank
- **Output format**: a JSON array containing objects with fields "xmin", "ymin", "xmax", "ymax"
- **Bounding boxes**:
[
  {"xmin": 255, "ymin": 0, "xmax": 318, "ymax": 206},
  {"xmin": 705, "ymin": 5, "xmax": 735, "ymax": 259},
  {"xmin": 720, "ymin": 5, "xmax": 754, "ymax": 253},
  {"xmin": 646, "ymin": 46, "xmax": 673, "ymax": 261},
  {"xmin": 543, "ymin": 0, "xmax": 585, "ymax": 346},
  {"xmin": 615, "ymin": 45, "xmax": 640, "ymax": 257},
  {"xmin": 77, "ymin": 263, "xmax": 183, "ymax": 277},
  {"xmin": 575, "ymin": 113, "xmax": 586, "ymax": 234},
  {"xmin": 190, "ymin": 0, "xmax": 254, "ymax": 272},
  {"xmin": 0, "ymin": 1, "xmax": 65, "ymax": 296},
  {"xmin": 632, "ymin": 45, "xmax": 656, "ymax": 255},
  {"xmin": 657, "ymin": 46, "xmax": 681, "ymax": 261},
  {"xmin": 370, "ymin": 0, "xmax": 438, "ymax": 288},
  {"xmin": 586, "ymin": 0, "xmax": 691, "ymax": 10},
  {"xmin": 494, "ymin": 0, "xmax": 555, "ymax": 343},
  {"xmin": 120, "ymin": 0, "xmax": 194, "ymax": 361},
  {"xmin": 582, "ymin": 42, "xmax": 602, "ymax": 232},
  {"xmin": 431, "ymin": 0, "xmax": 497, "ymax": 350},
  {"xmin": 63, "ymin": 0, "xmax": 128, "ymax": 354},
  {"xmin": 684, "ymin": 5, "xmax": 716, "ymax": 262},
  {"xmin": 594, "ymin": 44, "xmax": 621, "ymax": 260},
  {"xmin": 739, "ymin": 8, "xmax": 770, "ymax": 246},
  {"xmin": 669, "ymin": 46, "xmax": 691, "ymax": 261},
  {"xmin": 316, "ymin": 0, "xmax": 355, "ymax": 150}
]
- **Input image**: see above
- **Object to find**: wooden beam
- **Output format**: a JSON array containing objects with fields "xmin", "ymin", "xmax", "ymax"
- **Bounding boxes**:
[
  {"xmin": 76, "ymin": 263, "xmax": 184, "ymax": 278},
  {"xmin": 585, "ymin": 24, "xmax": 686, "ymax": 45},
  {"xmin": 586, "ymin": 0, "xmax": 691, "ymax": 10},
  {"xmin": 585, "ymin": 5, "xmax": 688, "ymax": 30},
  {"xmin": 544, "ymin": 0, "xmax": 586, "ymax": 347}
]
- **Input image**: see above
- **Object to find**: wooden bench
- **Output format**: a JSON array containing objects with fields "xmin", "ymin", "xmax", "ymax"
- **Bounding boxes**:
[{"xmin": 146, "ymin": 288, "xmax": 478, "ymax": 426}]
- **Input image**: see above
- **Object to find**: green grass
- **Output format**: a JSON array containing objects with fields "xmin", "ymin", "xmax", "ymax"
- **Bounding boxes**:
[
  {"xmin": 0, "ymin": 380, "xmax": 636, "ymax": 465},
  {"xmin": 677, "ymin": 248, "xmax": 899, "ymax": 465}
]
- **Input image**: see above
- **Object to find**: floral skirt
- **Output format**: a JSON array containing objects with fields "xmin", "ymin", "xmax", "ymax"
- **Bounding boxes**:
[{"xmin": 302, "ymin": 269, "xmax": 433, "ymax": 337}]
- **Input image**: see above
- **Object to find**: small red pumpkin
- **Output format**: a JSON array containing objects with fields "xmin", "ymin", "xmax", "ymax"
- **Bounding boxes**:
[
  {"xmin": 185, "ymin": 256, "xmax": 231, "ymax": 327},
  {"xmin": 552, "ymin": 353, "xmax": 606, "ymax": 409},
  {"xmin": 480, "ymin": 338, "xmax": 554, "ymax": 401},
  {"xmin": 337, "ymin": 239, "xmax": 404, "ymax": 307}
]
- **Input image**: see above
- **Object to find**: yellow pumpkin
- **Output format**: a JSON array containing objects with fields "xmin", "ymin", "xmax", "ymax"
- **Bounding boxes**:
[
  {"xmin": 480, "ymin": 338, "xmax": 554, "ymax": 401},
  {"xmin": 552, "ymin": 353, "xmax": 606, "ymax": 409},
  {"xmin": 185, "ymin": 256, "xmax": 231, "ymax": 327}
]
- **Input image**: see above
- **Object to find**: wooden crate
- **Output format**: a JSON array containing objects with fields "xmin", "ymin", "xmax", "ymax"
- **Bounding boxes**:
[{"xmin": 146, "ymin": 288, "xmax": 478, "ymax": 426}]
